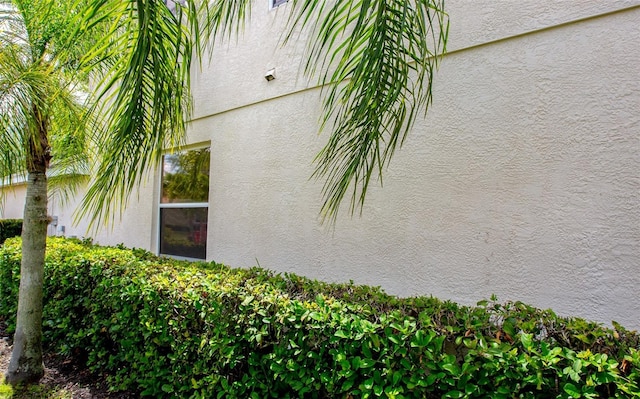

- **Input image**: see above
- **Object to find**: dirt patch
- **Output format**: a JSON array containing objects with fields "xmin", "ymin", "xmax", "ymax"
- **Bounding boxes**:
[
  {"xmin": 1, "ymin": 322, "xmax": 135, "ymax": 398},
  {"xmin": 0, "ymin": 340, "xmax": 9, "ymax": 380}
]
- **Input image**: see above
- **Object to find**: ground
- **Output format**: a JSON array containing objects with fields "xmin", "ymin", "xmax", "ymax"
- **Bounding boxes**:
[{"xmin": 0, "ymin": 322, "xmax": 134, "ymax": 399}]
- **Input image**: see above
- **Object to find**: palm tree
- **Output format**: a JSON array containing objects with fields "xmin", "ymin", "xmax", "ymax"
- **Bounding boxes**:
[
  {"xmin": 0, "ymin": 0, "xmax": 94, "ymax": 384},
  {"xmin": 2, "ymin": 0, "xmax": 447, "ymax": 384}
]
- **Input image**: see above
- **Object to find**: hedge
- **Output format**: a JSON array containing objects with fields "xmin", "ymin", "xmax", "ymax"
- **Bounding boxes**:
[
  {"xmin": 0, "ymin": 219, "xmax": 22, "ymax": 246},
  {"xmin": 0, "ymin": 237, "xmax": 639, "ymax": 398}
]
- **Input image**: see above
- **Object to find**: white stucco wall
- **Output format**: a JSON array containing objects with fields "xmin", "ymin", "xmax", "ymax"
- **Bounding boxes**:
[
  {"xmin": 0, "ymin": 184, "xmax": 26, "ymax": 219},
  {"xmin": 189, "ymin": 1, "xmax": 640, "ymax": 329},
  {"xmin": 4, "ymin": 1, "xmax": 638, "ymax": 329},
  {"xmin": 0, "ymin": 179, "xmax": 156, "ymax": 248},
  {"xmin": 52, "ymin": 173, "xmax": 158, "ymax": 250}
]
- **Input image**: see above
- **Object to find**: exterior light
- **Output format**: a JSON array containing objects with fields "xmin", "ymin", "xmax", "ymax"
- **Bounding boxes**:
[{"xmin": 265, "ymin": 68, "xmax": 276, "ymax": 81}]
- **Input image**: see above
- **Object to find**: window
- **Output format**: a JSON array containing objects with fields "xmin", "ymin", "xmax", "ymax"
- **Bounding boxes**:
[
  {"xmin": 159, "ymin": 147, "xmax": 210, "ymax": 259},
  {"xmin": 270, "ymin": 0, "xmax": 288, "ymax": 9}
]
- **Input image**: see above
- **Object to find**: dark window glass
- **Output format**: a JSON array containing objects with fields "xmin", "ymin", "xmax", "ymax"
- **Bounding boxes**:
[
  {"xmin": 160, "ymin": 207, "xmax": 208, "ymax": 259},
  {"xmin": 159, "ymin": 147, "xmax": 210, "ymax": 259}
]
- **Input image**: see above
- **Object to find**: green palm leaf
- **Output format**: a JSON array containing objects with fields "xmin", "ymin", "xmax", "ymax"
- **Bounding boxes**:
[
  {"xmin": 0, "ymin": 0, "xmax": 92, "ymax": 199},
  {"xmin": 288, "ymin": 0, "xmax": 448, "ymax": 221},
  {"xmin": 77, "ymin": 0, "xmax": 447, "ymax": 226}
]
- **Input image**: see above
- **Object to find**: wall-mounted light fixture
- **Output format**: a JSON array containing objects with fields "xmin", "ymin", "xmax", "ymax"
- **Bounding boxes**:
[{"xmin": 265, "ymin": 68, "xmax": 276, "ymax": 81}]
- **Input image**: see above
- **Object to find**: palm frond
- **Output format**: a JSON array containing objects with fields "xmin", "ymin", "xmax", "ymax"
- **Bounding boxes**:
[
  {"xmin": 77, "ymin": 0, "xmax": 253, "ymax": 228},
  {"xmin": 77, "ymin": 0, "xmax": 193, "ymax": 227},
  {"xmin": 0, "ymin": 38, "xmax": 53, "ymax": 175},
  {"xmin": 1, "ymin": 0, "xmax": 92, "ymax": 196},
  {"xmin": 46, "ymin": 82, "xmax": 92, "ymax": 206},
  {"xmin": 77, "ymin": 0, "xmax": 447, "ymax": 226},
  {"xmin": 288, "ymin": 0, "xmax": 448, "ymax": 221}
]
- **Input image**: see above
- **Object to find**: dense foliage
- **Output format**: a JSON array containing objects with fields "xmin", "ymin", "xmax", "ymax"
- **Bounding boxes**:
[
  {"xmin": 0, "ymin": 219, "xmax": 22, "ymax": 245},
  {"xmin": 1, "ymin": 237, "xmax": 639, "ymax": 398}
]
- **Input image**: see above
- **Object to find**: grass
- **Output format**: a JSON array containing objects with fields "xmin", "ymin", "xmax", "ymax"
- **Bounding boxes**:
[{"xmin": 0, "ymin": 377, "xmax": 71, "ymax": 399}]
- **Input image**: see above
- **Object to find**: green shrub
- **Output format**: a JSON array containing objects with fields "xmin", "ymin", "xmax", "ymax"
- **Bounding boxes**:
[
  {"xmin": 0, "ymin": 219, "xmax": 22, "ymax": 245},
  {"xmin": 0, "ymin": 237, "xmax": 638, "ymax": 398}
]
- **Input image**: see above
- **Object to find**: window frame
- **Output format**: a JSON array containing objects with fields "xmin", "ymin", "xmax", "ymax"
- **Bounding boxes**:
[{"xmin": 157, "ymin": 145, "xmax": 211, "ymax": 260}]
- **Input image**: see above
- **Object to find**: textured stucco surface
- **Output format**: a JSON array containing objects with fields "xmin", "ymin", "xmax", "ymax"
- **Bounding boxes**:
[
  {"xmin": 68, "ymin": 173, "xmax": 158, "ymax": 250},
  {"xmin": 192, "ymin": 2, "xmax": 640, "ymax": 329},
  {"xmin": 3, "ymin": 1, "xmax": 638, "ymax": 329},
  {"xmin": 0, "ymin": 185, "xmax": 26, "ymax": 219}
]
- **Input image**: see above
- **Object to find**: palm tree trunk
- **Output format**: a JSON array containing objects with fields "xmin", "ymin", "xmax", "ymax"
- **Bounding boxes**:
[
  {"xmin": 5, "ymin": 114, "xmax": 50, "ymax": 384},
  {"xmin": 4, "ymin": 169, "xmax": 48, "ymax": 384}
]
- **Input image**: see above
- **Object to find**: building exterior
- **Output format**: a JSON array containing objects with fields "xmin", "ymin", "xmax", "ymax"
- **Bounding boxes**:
[{"xmin": 2, "ymin": 1, "xmax": 639, "ymax": 329}]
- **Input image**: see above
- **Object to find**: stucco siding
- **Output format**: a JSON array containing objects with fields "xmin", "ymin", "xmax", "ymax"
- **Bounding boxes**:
[
  {"xmin": 190, "ymin": 3, "xmax": 640, "ymax": 328},
  {"xmin": 3, "ymin": 1, "xmax": 638, "ymax": 329},
  {"xmin": 0, "ymin": 184, "xmax": 27, "ymax": 219}
]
